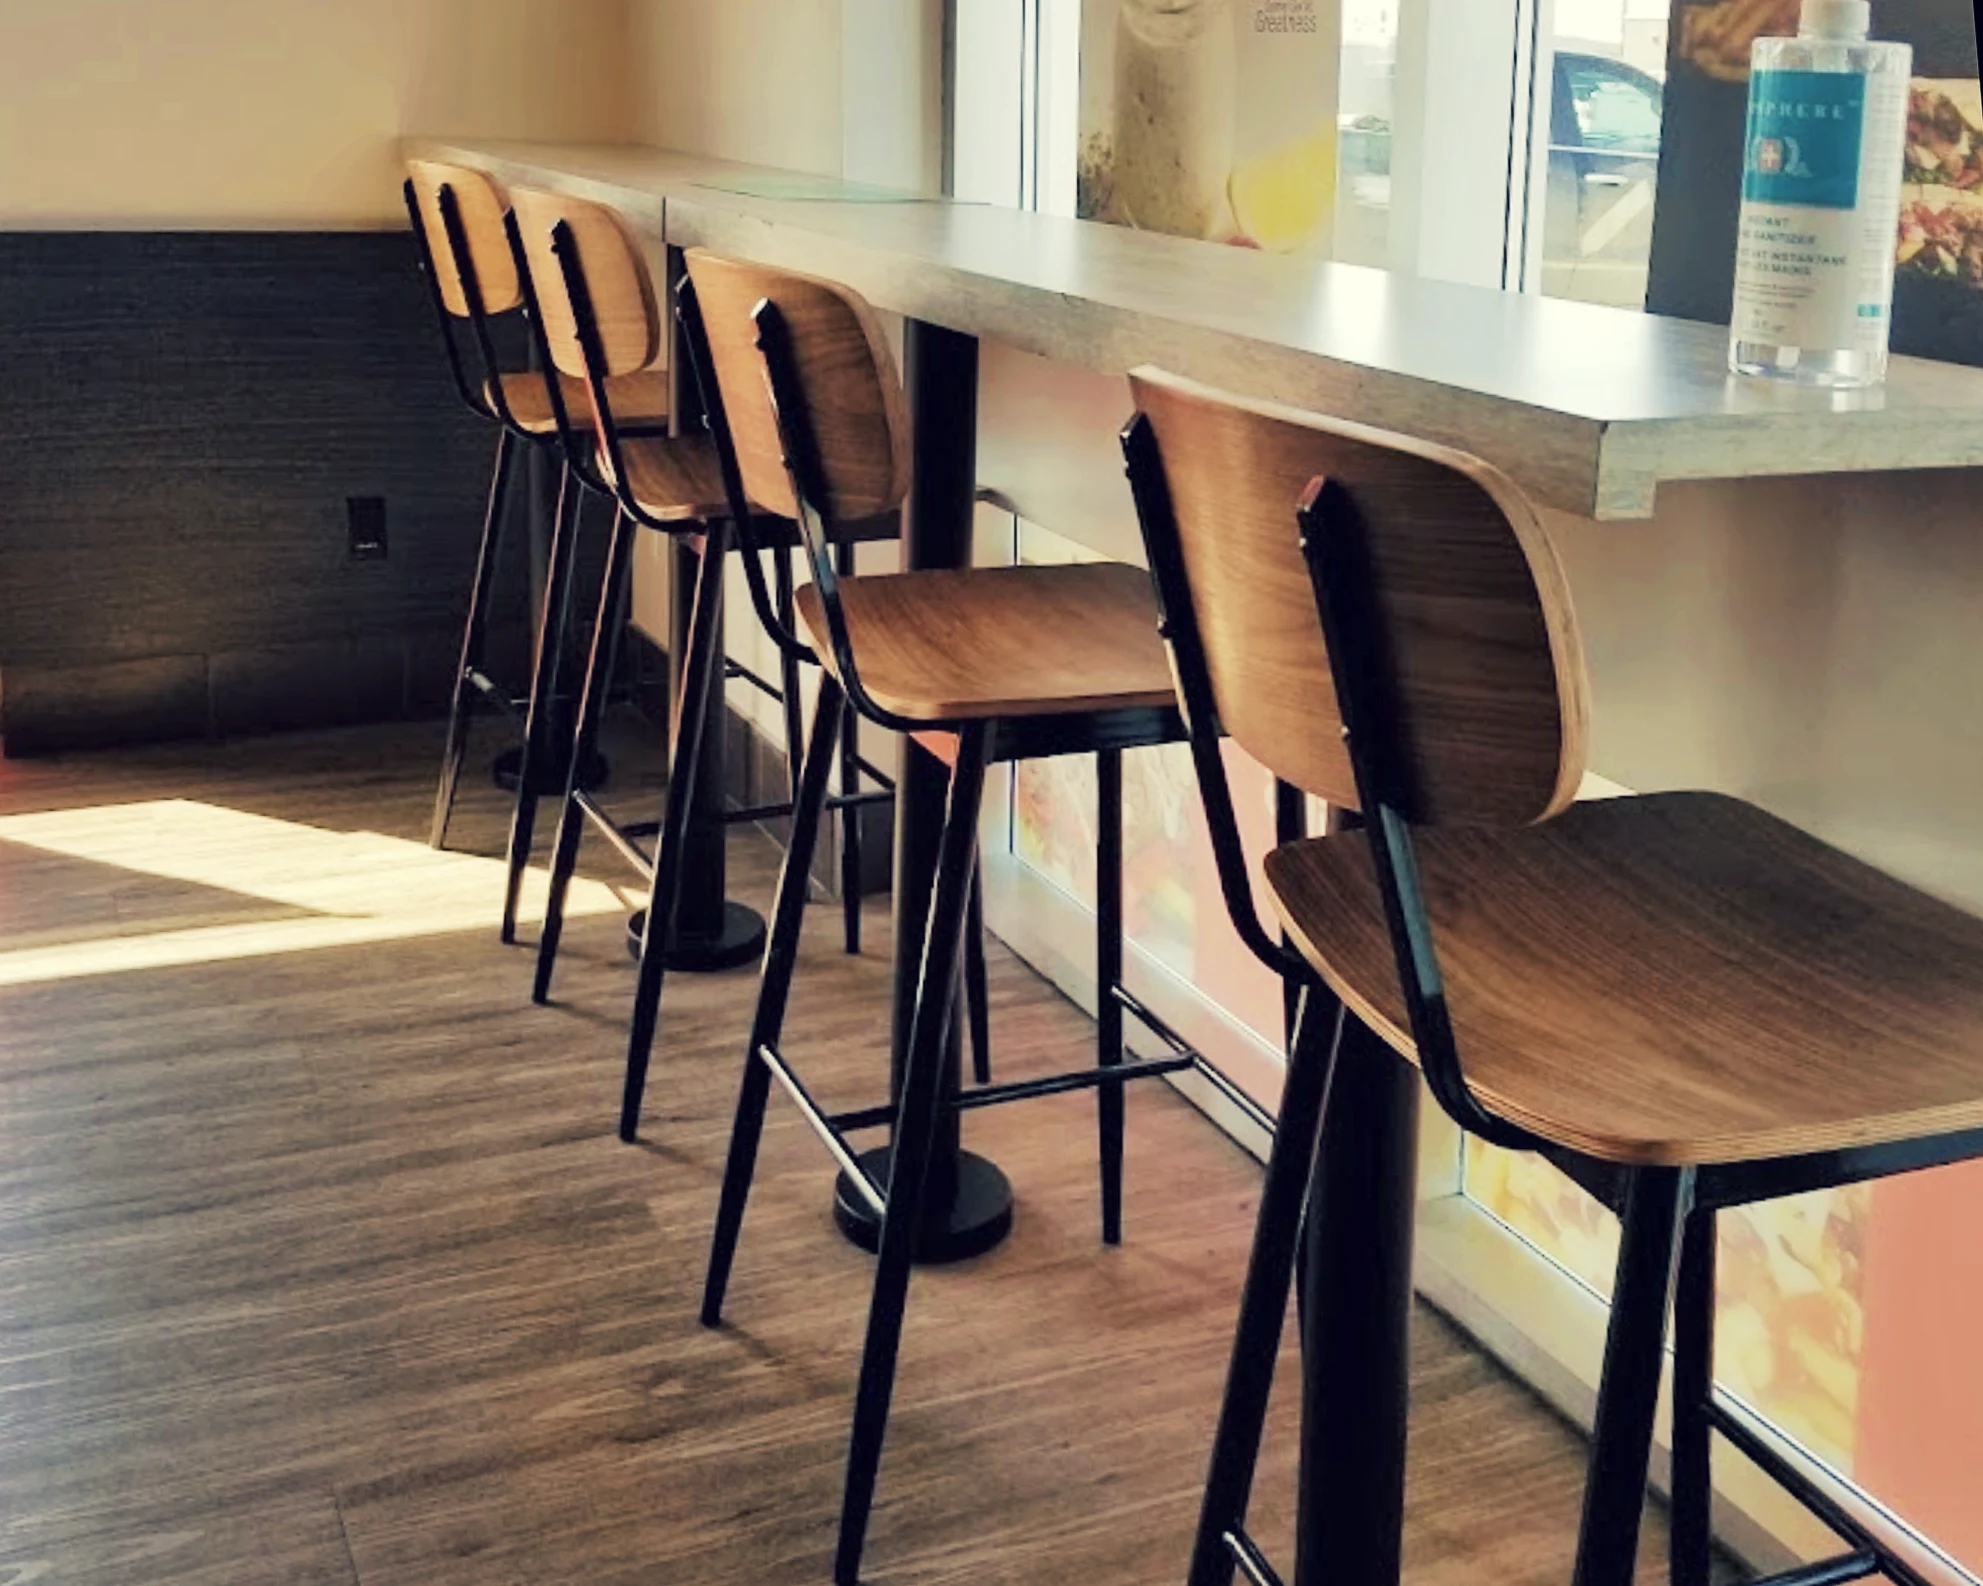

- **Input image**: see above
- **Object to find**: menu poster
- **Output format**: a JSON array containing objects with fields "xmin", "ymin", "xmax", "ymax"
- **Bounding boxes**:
[
  {"xmin": 1645, "ymin": 0, "xmax": 1983, "ymax": 363},
  {"xmin": 1078, "ymin": 0, "xmax": 1340, "ymax": 254}
]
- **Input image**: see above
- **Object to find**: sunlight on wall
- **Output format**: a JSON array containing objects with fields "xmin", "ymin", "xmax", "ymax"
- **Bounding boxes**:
[{"xmin": 0, "ymin": 800, "xmax": 628, "ymax": 987}]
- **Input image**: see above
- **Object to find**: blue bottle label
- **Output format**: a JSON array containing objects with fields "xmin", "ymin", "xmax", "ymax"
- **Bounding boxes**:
[{"xmin": 1742, "ymin": 69, "xmax": 1866, "ymax": 211}]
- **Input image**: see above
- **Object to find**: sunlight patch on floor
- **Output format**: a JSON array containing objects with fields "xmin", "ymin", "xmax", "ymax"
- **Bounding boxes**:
[{"xmin": 0, "ymin": 800, "xmax": 629, "ymax": 987}]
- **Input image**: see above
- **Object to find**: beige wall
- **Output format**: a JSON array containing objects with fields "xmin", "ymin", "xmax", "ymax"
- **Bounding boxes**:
[
  {"xmin": 623, "ymin": 0, "xmax": 940, "ymax": 189},
  {"xmin": 626, "ymin": 0, "xmax": 846, "ymax": 177},
  {"xmin": 0, "ymin": 0, "xmax": 633, "ymax": 227}
]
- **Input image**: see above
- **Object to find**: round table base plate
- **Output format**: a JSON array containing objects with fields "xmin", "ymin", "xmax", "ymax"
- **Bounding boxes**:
[
  {"xmin": 625, "ymin": 903, "xmax": 767, "ymax": 972},
  {"xmin": 833, "ymin": 1147, "xmax": 1014, "ymax": 1264}
]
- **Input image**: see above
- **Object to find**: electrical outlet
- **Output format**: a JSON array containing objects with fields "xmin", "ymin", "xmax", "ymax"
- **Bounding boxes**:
[{"xmin": 347, "ymin": 496, "xmax": 388, "ymax": 560}]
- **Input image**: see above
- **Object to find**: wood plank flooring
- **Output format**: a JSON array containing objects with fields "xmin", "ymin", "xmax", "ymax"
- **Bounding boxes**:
[{"xmin": 0, "ymin": 720, "xmax": 1683, "ymax": 1584}]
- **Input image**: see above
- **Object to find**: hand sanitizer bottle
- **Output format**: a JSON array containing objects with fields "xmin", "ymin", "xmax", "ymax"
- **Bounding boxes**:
[{"xmin": 1728, "ymin": 0, "xmax": 1911, "ymax": 386}]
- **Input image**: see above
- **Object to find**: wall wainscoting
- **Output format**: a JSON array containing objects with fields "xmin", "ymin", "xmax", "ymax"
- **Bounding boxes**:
[{"xmin": 0, "ymin": 229, "xmax": 538, "ymax": 754}]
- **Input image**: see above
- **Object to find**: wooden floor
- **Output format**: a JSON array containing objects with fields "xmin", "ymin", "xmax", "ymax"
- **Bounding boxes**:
[{"xmin": 0, "ymin": 719, "xmax": 1685, "ymax": 1584}]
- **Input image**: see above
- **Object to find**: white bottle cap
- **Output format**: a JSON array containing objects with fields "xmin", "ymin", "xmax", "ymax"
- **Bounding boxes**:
[{"xmin": 1799, "ymin": 0, "xmax": 1871, "ymax": 38}]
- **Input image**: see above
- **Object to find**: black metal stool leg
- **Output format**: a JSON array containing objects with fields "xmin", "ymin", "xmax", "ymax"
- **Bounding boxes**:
[
  {"xmin": 1186, "ymin": 987, "xmax": 1343, "ymax": 1586},
  {"xmin": 1096, "ymin": 745, "xmax": 1126, "ymax": 1246},
  {"xmin": 701, "ymin": 677, "xmax": 846, "ymax": 1327},
  {"xmin": 834, "ymin": 723, "xmax": 990, "ymax": 1586},
  {"xmin": 1670, "ymin": 1208, "xmax": 1717, "ymax": 1586},
  {"xmin": 433, "ymin": 426, "xmax": 518, "ymax": 851},
  {"xmin": 1571, "ymin": 1165, "xmax": 1693, "ymax": 1586},
  {"xmin": 965, "ymin": 861, "xmax": 992, "ymax": 1087},
  {"xmin": 618, "ymin": 521, "xmax": 733, "ymax": 1142},
  {"xmin": 501, "ymin": 463, "xmax": 583, "ymax": 943},
  {"xmin": 775, "ymin": 548, "xmax": 805, "ymax": 809},
  {"xmin": 533, "ymin": 506, "xmax": 634, "ymax": 1004},
  {"xmin": 840, "ymin": 698, "xmax": 863, "ymax": 955},
  {"xmin": 836, "ymin": 542, "xmax": 862, "ymax": 957}
]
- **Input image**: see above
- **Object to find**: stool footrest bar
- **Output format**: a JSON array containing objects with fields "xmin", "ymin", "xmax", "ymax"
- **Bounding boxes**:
[
  {"xmin": 1184, "ymin": 1056, "xmax": 1278, "ymax": 1141},
  {"xmin": 1751, "ymin": 1553, "xmax": 1881, "ymax": 1586},
  {"xmin": 1705, "ymin": 1400, "xmax": 1934, "ymax": 1586},
  {"xmin": 758, "ymin": 1043, "xmax": 887, "ymax": 1219},
  {"xmin": 723, "ymin": 659, "xmax": 786, "ymax": 703},
  {"xmin": 955, "ymin": 1054, "xmax": 1194, "ymax": 1111},
  {"xmin": 724, "ymin": 802, "xmax": 795, "ymax": 825},
  {"xmin": 1224, "ymin": 1529, "xmax": 1285, "ymax": 1586},
  {"xmin": 573, "ymin": 789, "xmax": 656, "ymax": 881},
  {"xmin": 826, "ymin": 789, "xmax": 894, "ymax": 811},
  {"xmin": 1112, "ymin": 987, "xmax": 1280, "ymax": 1139},
  {"xmin": 828, "ymin": 1102, "xmax": 899, "ymax": 1133},
  {"xmin": 464, "ymin": 670, "xmax": 526, "ymax": 718}
]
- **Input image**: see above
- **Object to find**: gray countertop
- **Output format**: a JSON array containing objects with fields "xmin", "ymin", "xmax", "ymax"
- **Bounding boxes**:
[{"xmin": 405, "ymin": 136, "xmax": 1983, "ymax": 520}]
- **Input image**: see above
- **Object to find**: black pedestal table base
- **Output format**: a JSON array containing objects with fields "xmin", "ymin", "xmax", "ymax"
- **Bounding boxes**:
[
  {"xmin": 832, "ymin": 1145, "xmax": 1015, "ymax": 1264},
  {"xmin": 625, "ymin": 902, "xmax": 767, "ymax": 971}
]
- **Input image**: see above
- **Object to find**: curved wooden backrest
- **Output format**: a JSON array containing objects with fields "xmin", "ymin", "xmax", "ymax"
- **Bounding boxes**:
[
  {"xmin": 1129, "ymin": 367, "xmax": 1588, "ymax": 827},
  {"xmin": 683, "ymin": 250, "xmax": 911, "ymax": 526},
  {"xmin": 406, "ymin": 160, "xmax": 519, "ymax": 317},
  {"xmin": 509, "ymin": 187, "xmax": 661, "ymax": 379}
]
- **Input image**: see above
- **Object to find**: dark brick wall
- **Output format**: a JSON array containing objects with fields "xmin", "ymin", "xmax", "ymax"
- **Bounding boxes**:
[{"xmin": 0, "ymin": 230, "xmax": 540, "ymax": 753}]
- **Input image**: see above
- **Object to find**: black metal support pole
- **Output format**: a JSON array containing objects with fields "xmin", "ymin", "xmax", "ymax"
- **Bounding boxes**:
[
  {"xmin": 1096, "ymin": 744, "xmax": 1126, "ymax": 1246},
  {"xmin": 643, "ymin": 246, "xmax": 764, "ymax": 972},
  {"xmin": 432, "ymin": 425, "xmax": 517, "ymax": 849},
  {"xmin": 1670, "ymin": 1210, "xmax": 1717, "ymax": 1586},
  {"xmin": 1186, "ymin": 988, "xmax": 1344, "ymax": 1586},
  {"xmin": 491, "ymin": 341, "xmax": 584, "ymax": 796},
  {"xmin": 1572, "ymin": 1166, "xmax": 1692, "ymax": 1586},
  {"xmin": 1294, "ymin": 1015, "xmax": 1419, "ymax": 1586},
  {"xmin": 832, "ymin": 317, "xmax": 1013, "ymax": 1263}
]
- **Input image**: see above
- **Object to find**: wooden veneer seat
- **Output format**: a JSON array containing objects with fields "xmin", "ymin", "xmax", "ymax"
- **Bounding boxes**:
[
  {"xmin": 489, "ymin": 368, "xmax": 669, "ymax": 437},
  {"xmin": 686, "ymin": 247, "xmax": 1187, "ymax": 1586},
  {"xmin": 406, "ymin": 156, "xmax": 671, "ymax": 855},
  {"xmin": 687, "ymin": 252, "xmax": 1175, "ymax": 725},
  {"xmin": 793, "ymin": 563, "xmax": 1174, "ymax": 722},
  {"xmin": 408, "ymin": 159, "xmax": 670, "ymax": 440},
  {"xmin": 1132, "ymin": 364, "xmax": 1983, "ymax": 1167},
  {"xmin": 1127, "ymin": 363, "xmax": 1983, "ymax": 1586},
  {"xmin": 502, "ymin": 187, "xmax": 930, "ymax": 1082},
  {"xmin": 1268, "ymin": 788, "xmax": 1983, "ymax": 1165}
]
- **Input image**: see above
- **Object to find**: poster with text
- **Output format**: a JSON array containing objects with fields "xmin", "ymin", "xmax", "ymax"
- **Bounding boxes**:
[
  {"xmin": 1078, "ymin": 0, "xmax": 1342, "ymax": 254},
  {"xmin": 1647, "ymin": 0, "xmax": 1983, "ymax": 362}
]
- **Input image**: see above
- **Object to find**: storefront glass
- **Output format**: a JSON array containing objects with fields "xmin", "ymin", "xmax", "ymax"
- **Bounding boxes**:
[
  {"xmin": 959, "ymin": 4, "xmax": 1983, "ymax": 1572},
  {"xmin": 1540, "ymin": 0, "xmax": 1670, "ymax": 305}
]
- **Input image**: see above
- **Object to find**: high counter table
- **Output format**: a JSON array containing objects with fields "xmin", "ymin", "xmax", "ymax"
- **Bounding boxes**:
[{"xmin": 406, "ymin": 135, "xmax": 1983, "ymax": 1586}]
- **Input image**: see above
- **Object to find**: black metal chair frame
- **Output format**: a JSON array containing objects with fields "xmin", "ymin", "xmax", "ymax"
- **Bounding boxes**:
[
  {"xmin": 406, "ymin": 176, "xmax": 594, "ymax": 854},
  {"xmin": 603, "ymin": 269, "xmax": 1012, "ymax": 1142},
  {"xmin": 514, "ymin": 219, "xmax": 997, "ymax": 1148},
  {"xmin": 501, "ymin": 215, "xmax": 822, "ymax": 987},
  {"xmin": 693, "ymin": 294, "xmax": 1277, "ymax": 1586},
  {"xmin": 1121, "ymin": 410, "xmax": 1983, "ymax": 1586}
]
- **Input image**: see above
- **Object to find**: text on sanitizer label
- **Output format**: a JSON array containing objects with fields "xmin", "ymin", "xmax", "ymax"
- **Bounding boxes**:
[{"xmin": 1732, "ymin": 67, "xmax": 1898, "ymax": 351}]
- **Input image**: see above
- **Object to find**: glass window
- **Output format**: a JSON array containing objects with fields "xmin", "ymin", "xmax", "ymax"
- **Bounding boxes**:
[
  {"xmin": 1539, "ymin": 0, "xmax": 1669, "ymax": 307},
  {"xmin": 957, "ymin": 8, "xmax": 1983, "ymax": 1572},
  {"xmin": 1335, "ymin": 0, "xmax": 1397, "ymax": 267}
]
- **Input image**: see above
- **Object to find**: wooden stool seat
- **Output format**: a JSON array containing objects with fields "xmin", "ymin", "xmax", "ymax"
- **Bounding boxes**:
[
  {"xmin": 795, "ymin": 562, "xmax": 1176, "ymax": 722},
  {"xmin": 1124, "ymin": 366, "xmax": 1983, "ymax": 1586},
  {"xmin": 487, "ymin": 369, "xmax": 669, "ymax": 436},
  {"xmin": 1267, "ymin": 789, "xmax": 1983, "ymax": 1167},
  {"xmin": 609, "ymin": 431, "xmax": 731, "ymax": 522}
]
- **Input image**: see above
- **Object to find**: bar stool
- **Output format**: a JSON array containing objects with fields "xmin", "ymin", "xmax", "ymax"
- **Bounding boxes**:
[
  {"xmin": 679, "ymin": 251, "xmax": 1223, "ymax": 1586},
  {"xmin": 1120, "ymin": 366, "xmax": 1983, "ymax": 1586},
  {"xmin": 500, "ymin": 194, "xmax": 997, "ymax": 1095},
  {"xmin": 403, "ymin": 160, "xmax": 667, "ymax": 852}
]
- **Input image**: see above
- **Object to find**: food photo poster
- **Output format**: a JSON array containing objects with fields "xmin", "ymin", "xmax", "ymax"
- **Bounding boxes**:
[
  {"xmin": 1649, "ymin": 0, "xmax": 1983, "ymax": 361},
  {"xmin": 1077, "ymin": 0, "xmax": 1344, "ymax": 253}
]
